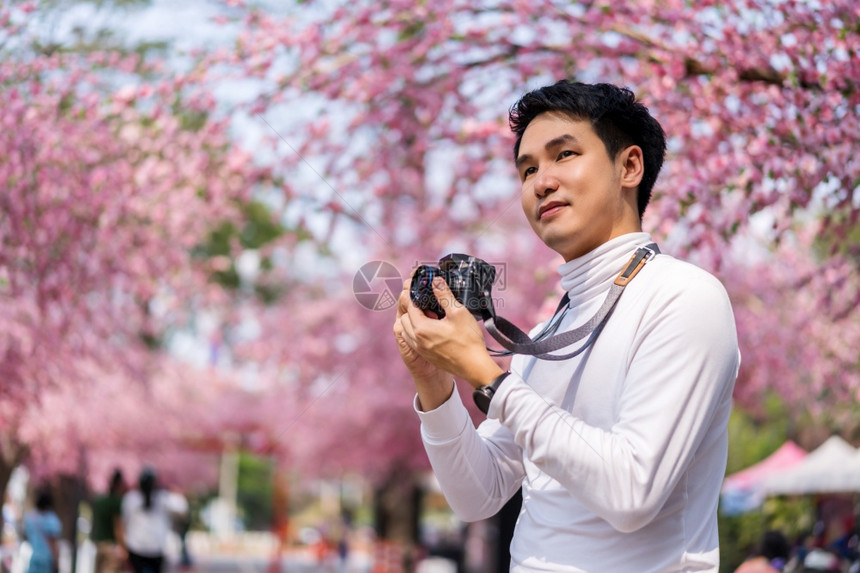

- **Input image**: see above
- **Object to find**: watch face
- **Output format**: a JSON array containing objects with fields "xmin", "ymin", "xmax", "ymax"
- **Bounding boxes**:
[
  {"xmin": 473, "ymin": 372, "xmax": 510, "ymax": 414},
  {"xmin": 473, "ymin": 386, "xmax": 494, "ymax": 415}
]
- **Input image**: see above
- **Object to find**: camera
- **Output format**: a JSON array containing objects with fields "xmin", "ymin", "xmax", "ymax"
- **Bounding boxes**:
[{"xmin": 410, "ymin": 254, "xmax": 496, "ymax": 320}]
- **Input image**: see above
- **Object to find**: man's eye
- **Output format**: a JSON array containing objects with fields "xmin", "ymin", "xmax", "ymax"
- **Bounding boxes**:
[
  {"xmin": 522, "ymin": 167, "xmax": 537, "ymax": 179},
  {"xmin": 558, "ymin": 150, "xmax": 575, "ymax": 160}
]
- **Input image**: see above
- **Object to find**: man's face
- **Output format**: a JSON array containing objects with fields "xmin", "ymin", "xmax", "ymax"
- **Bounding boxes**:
[{"xmin": 517, "ymin": 112, "xmax": 641, "ymax": 261}]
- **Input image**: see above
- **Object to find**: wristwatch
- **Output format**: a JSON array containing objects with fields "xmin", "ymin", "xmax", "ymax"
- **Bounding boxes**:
[{"xmin": 473, "ymin": 371, "xmax": 511, "ymax": 414}]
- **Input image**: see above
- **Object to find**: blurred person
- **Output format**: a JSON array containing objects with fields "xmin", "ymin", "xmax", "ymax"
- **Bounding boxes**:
[
  {"xmin": 800, "ymin": 548, "xmax": 842, "ymax": 572},
  {"xmin": 828, "ymin": 515, "xmax": 858, "ymax": 565},
  {"xmin": 22, "ymin": 487, "xmax": 61, "ymax": 573},
  {"xmin": 2, "ymin": 493, "xmax": 20, "ymax": 573},
  {"xmin": 175, "ymin": 508, "xmax": 192, "ymax": 571},
  {"xmin": 734, "ymin": 530, "xmax": 791, "ymax": 573},
  {"xmin": 394, "ymin": 80, "xmax": 740, "ymax": 571},
  {"xmin": 331, "ymin": 508, "xmax": 353, "ymax": 572},
  {"xmin": 121, "ymin": 468, "xmax": 187, "ymax": 573},
  {"xmin": 90, "ymin": 468, "xmax": 126, "ymax": 573},
  {"xmin": 785, "ymin": 533, "xmax": 812, "ymax": 572}
]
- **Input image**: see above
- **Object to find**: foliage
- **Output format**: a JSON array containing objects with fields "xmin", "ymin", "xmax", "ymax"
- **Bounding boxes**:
[
  {"xmin": 193, "ymin": 198, "xmax": 289, "ymax": 302},
  {"xmin": 236, "ymin": 451, "xmax": 274, "ymax": 531},
  {"xmin": 719, "ymin": 406, "xmax": 816, "ymax": 573},
  {"xmin": 725, "ymin": 396, "xmax": 792, "ymax": 475},
  {"xmin": 719, "ymin": 496, "xmax": 815, "ymax": 573}
]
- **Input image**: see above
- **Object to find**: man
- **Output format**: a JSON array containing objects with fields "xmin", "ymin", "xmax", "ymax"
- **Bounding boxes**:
[{"xmin": 393, "ymin": 81, "xmax": 740, "ymax": 572}]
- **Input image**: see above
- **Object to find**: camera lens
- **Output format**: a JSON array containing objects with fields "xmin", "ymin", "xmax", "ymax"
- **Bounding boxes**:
[{"xmin": 410, "ymin": 265, "xmax": 446, "ymax": 318}]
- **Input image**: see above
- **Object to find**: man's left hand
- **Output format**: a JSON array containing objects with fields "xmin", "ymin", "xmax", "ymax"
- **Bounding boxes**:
[{"xmin": 399, "ymin": 277, "xmax": 504, "ymax": 388}]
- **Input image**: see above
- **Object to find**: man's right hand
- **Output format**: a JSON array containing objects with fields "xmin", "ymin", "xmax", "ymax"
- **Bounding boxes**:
[{"xmin": 393, "ymin": 278, "xmax": 454, "ymax": 410}]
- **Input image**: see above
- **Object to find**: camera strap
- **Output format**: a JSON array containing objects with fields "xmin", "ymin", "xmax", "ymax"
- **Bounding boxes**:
[{"xmin": 484, "ymin": 243, "xmax": 659, "ymax": 360}]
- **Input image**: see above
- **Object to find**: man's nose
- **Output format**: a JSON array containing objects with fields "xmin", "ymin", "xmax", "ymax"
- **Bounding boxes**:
[{"xmin": 533, "ymin": 165, "xmax": 559, "ymax": 197}]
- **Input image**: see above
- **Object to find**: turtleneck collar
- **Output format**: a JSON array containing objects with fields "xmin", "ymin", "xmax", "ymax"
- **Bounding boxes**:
[{"xmin": 558, "ymin": 232, "xmax": 652, "ymax": 302}]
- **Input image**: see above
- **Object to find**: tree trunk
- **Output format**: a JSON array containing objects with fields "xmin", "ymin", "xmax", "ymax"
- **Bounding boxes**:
[
  {"xmin": 52, "ymin": 473, "xmax": 86, "ymax": 573},
  {"xmin": 373, "ymin": 471, "xmax": 424, "ymax": 571}
]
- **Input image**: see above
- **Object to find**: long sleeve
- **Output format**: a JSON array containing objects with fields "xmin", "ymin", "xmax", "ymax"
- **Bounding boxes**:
[{"xmin": 415, "ymin": 383, "xmax": 526, "ymax": 521}]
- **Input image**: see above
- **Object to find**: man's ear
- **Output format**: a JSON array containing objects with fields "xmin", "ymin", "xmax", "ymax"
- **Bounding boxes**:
[{"xmin": 619, "ymin": 145, "xmax": 645, "ymax": 190}]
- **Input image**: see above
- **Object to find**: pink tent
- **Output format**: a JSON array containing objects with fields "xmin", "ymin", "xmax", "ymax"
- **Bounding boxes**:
[{"xmin": 721, "ymin": 441, "xmax": 807, "ymax": 514}]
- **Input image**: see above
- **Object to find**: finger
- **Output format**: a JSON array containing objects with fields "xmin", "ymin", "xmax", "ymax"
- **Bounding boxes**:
[
  {"xmin": 404, "ymin": 292, "xmax": 430, "ymax": 323},
  {"xmin": 396, "ymin": 287, "xmax": 412, "ymax": 317},
  {"xmin": 431, "ymin": 276, "xmax": 459, "ymax": 313},
  {"xmin": 399, "ymin": 309, "xmax": 414, "ymax": 335},
  {"xmin": 393, "ymin": 320, "xmax": 413, "ymax": 351},
  {"xmin": 399, "ymin": 313, "xmax": 419, "ymax": 348}
]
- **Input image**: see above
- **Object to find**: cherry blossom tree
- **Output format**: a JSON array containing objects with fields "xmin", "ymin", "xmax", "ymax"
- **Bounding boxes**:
[
  {"xmin": 4, "ymin": 0, "xmax": 859, "ymax": 559},
  {"xmin": 218, "ymin": 0, "xmax": 858, "ymax": 260},
  {"xmin": 203, "ymin": 0, "xmax": 859, "ymax": 548},
  {"xmin": 20, "ymin": 356, "xmax": 227, "ymax": 491},
  {"xmin": 0, "ymin": 0, "xmax": 269, "ymax": 502},
  {"xmin": 727, "ymin": 231, "xmax": 860, "ymax": 422}
]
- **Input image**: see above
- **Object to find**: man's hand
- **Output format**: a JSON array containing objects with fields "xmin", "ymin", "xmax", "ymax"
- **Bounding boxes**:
[
  {"xmin": 397, "ymin": 276, "xmax": 504, "ymax": 390},
  {"xmin": 394, "ymin": 276, "xmax": 453, "ymax": 410},
  {"xmin": 394, "ymin": 278, "xmax": 446, "ymax": 378}
]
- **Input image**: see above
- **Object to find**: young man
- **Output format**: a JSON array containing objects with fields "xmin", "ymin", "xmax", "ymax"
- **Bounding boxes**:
[{"xmin": 393, "ymin": 81, "xmax": 740, "ymax": 572}]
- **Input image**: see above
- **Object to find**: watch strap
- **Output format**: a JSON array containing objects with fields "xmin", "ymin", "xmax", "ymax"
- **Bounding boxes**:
[{"xmin": 473, "ymin": 371, "xmax": 511, "ymax": 414}]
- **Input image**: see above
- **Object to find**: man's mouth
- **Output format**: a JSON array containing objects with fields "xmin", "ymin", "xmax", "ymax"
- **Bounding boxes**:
[{"xmin": 538, "ymin": 201, "xmax": 567, "ymax": 220}]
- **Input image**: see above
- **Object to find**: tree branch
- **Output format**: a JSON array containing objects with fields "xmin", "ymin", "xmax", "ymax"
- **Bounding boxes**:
[{"xmin": 611, "ymin": 24, "xmax": 824, "ymax": 90}]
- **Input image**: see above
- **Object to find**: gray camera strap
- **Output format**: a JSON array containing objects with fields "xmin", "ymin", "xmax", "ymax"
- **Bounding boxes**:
[{"xmin": 484, "ymin": 243, "xmax": 659, "ymax": 360}]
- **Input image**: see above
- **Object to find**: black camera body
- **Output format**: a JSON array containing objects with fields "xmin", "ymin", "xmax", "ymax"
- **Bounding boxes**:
[{"xmin": 410, "ymin": 253, "xmax": 496, "ymax": 320}]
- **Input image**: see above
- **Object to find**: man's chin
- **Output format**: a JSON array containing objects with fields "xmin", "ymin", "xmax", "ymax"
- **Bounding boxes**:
[
  {"xmin": 542, "ymin": 239, "xmax": 578, "ymax": 262},
  {"xmin": 543, "ymin": 235, "xmax": 594, "ymax": 262}
]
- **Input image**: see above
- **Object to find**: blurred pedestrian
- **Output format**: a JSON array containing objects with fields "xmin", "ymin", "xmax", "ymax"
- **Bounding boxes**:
[
  {"xmin": 174, "ymin": 509, "xmax": 192, "ymax": 570},
  {"xmin": 121, "ymin": 468, "xmax": 187, "ymax": 573},
  {"xmin": 734, "ymin": 530, "xmax": 790, "ymax": 572},
  {"xmin": 828, "ymin": 515, "xmax": 858, "ymax": 566},
  {"xmin": 336, "ymin": 508, "xmax": 354, "ymax": 571},
  {"xmin": 800, "ymin": 548, "xmax": 842, "ymax": 572},
  {"xmin": 2, "ymin": 493, "xmax": 21, "ymax": 573},
  {"xmin": 91, "ymin": 469, "xmax": 126, "ymax": 573},
  {"xmin": 22, "ymin": 487, "xmax": 61, "ymax": 573}
]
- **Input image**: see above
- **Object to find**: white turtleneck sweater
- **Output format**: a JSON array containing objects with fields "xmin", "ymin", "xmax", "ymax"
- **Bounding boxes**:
[{"xmin": 415, "ymin": 233, "xmax": 740, "ymax": 572}]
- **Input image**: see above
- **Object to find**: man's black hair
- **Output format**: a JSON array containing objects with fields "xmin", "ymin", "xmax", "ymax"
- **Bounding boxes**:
[{"xmin": 509, "ymin": 80, "xmax": 667, "ymax": 218}]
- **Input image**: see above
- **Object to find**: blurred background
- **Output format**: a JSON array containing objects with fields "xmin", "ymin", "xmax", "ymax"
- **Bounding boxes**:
[{"xmin": 1, "ymin": 0, "xmax": 859, "ymax": 572}]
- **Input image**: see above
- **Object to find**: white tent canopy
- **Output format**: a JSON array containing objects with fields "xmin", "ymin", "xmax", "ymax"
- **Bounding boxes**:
[{"xmin": 762, "ymin": 435, "xmax": 860, "ymax": 496}]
